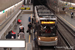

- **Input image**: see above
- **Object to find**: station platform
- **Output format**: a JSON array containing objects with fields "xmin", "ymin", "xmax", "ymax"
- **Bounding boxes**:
[
  {"xmin": 56, "ymin": 13, "xmax": 75, "ymax": 32},
  {"xmin": 56, "ymin": 12, "xmax": 75, "ymax": 48},
  {"xmin": 1, "ymin": 4, "xmax": 75, "ymax": 50},
  {"xmin": 0, "ymin": 13, "xmax": 33, "ymax": 50},
  {"xmin": 13, "ymin": 13, "xmax": 33, "ymax": 50},
  {"xmin": 0, "ymin": 5, "xmax": 33, "ymax": 50}
]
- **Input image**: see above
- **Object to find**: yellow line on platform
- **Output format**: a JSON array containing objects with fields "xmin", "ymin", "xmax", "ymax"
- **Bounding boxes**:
[
  {"xmin": 25, "ymin": 43, "xmax": 27, "ymax": 50},
  {"xmin": 29, "ymin": 35, "xmax": 31, "ymax": 43},
  {"xmin": 58, "ymin": 15, "xmax": 75, "ymax": 28}
]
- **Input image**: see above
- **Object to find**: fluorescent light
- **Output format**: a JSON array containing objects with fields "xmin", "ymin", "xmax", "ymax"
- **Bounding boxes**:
[
  {"xmin": 0, "ymin": 40, "xmax": 25, "ymax": 47},
  {"xmin": 59, "ymin": 0, "xmax": 75, "ymax": 7}
]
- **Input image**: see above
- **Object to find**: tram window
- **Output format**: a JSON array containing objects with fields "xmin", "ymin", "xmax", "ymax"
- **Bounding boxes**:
[
  {"xmin": 38, "ymin": 32, "xmax": 56, "ymax": 37},
  {"xmin": 38, "ymin": 27, "xmax": 56, "ymax": 37}
]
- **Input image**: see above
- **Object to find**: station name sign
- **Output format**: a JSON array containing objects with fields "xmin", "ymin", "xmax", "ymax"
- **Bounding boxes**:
[{"xmin": 21, "ymin": 7, "xmax": 30, "ymax": 10}]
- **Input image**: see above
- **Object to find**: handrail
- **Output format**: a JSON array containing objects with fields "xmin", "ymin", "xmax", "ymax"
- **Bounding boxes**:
[
  {"xmin": 0, "ymin": 0, "xmax": 23, "ymax": 25},
  {"xmin": 0, "ymin": 8, "xmax": 19, "ymax": 31},
  {"xmin": 0, "ymin": 10, "xmax": 22, "ymax": 39},
  {"xmin": 0, "ymin": 8, "xmax": 19, "ymax": 25}
]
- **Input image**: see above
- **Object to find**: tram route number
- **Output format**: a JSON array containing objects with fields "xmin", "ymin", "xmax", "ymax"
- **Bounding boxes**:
[{"xmin": 21, "ymin": 7, "xmax": 30, "ymax": 10}]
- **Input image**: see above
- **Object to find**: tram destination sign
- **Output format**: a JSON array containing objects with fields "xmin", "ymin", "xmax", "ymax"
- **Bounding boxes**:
[{"xmin": 41, "ymin": 21, "xmax": 55, "ymax": 24}]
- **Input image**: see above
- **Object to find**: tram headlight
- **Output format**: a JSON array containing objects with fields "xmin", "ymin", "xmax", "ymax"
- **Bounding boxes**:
[
  {"xmin": 55, "ymin": 38, "xmax": 57, "ymax": 41},
  {"xmin": 38, "ymin": 38, "xmax": 41, "ymax": 40}
]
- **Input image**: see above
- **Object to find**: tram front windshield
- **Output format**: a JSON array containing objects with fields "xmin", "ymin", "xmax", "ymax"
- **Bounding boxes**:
[{"xmin": 38, "ymin": 26, "xmax": 57, "ymax": 37}]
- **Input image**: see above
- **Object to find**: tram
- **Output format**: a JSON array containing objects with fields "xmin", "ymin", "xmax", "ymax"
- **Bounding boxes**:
[{"xmin": 34, "ymin": 5, "xmax": 58, "ymax": 46}]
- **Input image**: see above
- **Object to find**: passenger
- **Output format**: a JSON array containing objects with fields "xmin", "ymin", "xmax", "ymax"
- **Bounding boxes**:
[
  {"xmin": 33, "ymin": 37, "xmax": 37, "ymax": 47},
  {"xmin": 32, "ymin": 16, "xmax": 35, "ymax": 24},
  {"xmin": 4, "ymin": 30, "xmax": 13, "ymax": 50},
  {"xmin": 19, "ymin": 27, "xmax": 24, "ymax": 33},
  {"xmin": 17, "ymin": 19, "xmax": 21, "ymax": 24},
  {"xmin": 71, "ymin": 12, "xmax": 74, "ymax": 18},
  {"xmin": 62, "ymin": 7, "xmax": 65, "ymax": 11},
  {"xmin": 34, "ymin": 20, "xmax": 41, "ymax": 33},
  {"xmin": 18, "ymin": 32, "xmax": 25, "ymax": 39},
  {"xmin": 19, "ymin": 24, "xmax": 24, "ymax": 28},
  {"xmin": 28, "ymin": 16, "xmax": 31, "ymax": 23},
  {"xmin": 12, "ymin": 31, "xmax": 16, "ymax": 39},
  {"xmin": 19, "ymin": 24, "xmax": 24, "ymax": 32},
  {"xmin": 19, "ymin": 24, "xmax": 24, "ymax": 30},
  {"xmin": 6, "ymin": 30, "xmax": 13, "ymax": 39},
  {"xmin": 35, "ymin": 20, "xmax": 41, "ymax": 30},
  {"xmin": 32, "ymin": 18, "xmax": 34, "ymax": 24},
  {"xmin": 27, "ymin": 22, "xmax": 32, "ymax": 34}
]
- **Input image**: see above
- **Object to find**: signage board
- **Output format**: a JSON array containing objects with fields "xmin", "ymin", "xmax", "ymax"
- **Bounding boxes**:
[
  {"xmin": 21, "ymin": 7, "xmax": 25, "ymax": 10},
  {"xmin": 0, "ymin": 40, "xmax": 25, "ymax": 47},
  {"xmin": 3, "ymin": 10, "xmax": 5, "ymax": 13},
  {"xmin": 69, "ymin": 7, "xmax": 73, "ymax": 10},
  {"xmin": 69, "ymin": 7, "xmax": 75, "ymax": 10},
  {"xmin": 21, "ymin": 7, "xmax": 30, "ymax": 10}
]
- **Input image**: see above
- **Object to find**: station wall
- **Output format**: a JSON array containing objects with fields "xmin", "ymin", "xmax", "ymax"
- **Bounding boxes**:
[{"xmin": 0, "ymin": 0, "xmax": 21, "ymax": 11}]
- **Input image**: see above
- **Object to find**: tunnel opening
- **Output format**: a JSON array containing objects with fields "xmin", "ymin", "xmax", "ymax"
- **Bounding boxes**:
[{"xmin": 33, "ymin": 0, "xmax": 47, "ymax": 6}]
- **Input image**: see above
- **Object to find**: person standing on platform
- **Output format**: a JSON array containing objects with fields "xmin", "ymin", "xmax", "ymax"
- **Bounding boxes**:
[
  {"xmin": 28, "ymin": 16, "xmax": 32, "ymax": 23},
  {"xmin": 11, "ymin": 31, "xmax": 16, "ymax": 39},
  {"xmin": 62, "ymin": 7, "xmax": 65, "ymax": 11},
  {"xmin": 19, "ymin": 24, "xmax": 24, "ymax": 29},
  {"xmin": 6, "ymin": 30, "xmax": 13, "ymax": 39},
  {"xmin": 19, "ymin": 24, "xmax": 24, "ymax": 33},
  {"xmin": 34, "ymin": 20, "xmax": 41, "ymax": 33},
  {"xmin": 4, "ymin": 30, "xmax": 13, "ymax": 50},
  {"xmin": 17, "ymin": 19, "xmax": 21, "ymax": 24},
  {"xmin": 18, "ymin": 32, "xmax": 25, "ymax": 39},
  {"xmin": 71, "ymin": 12, "xmax": 74, "ymax": 18},
  {"xmin": 27, "ymin": 22, "xmax": 32, "ymax": 35},
  {"xmin": 19, "ymin": 27, "xmax": 24, "ymax": 33}
]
